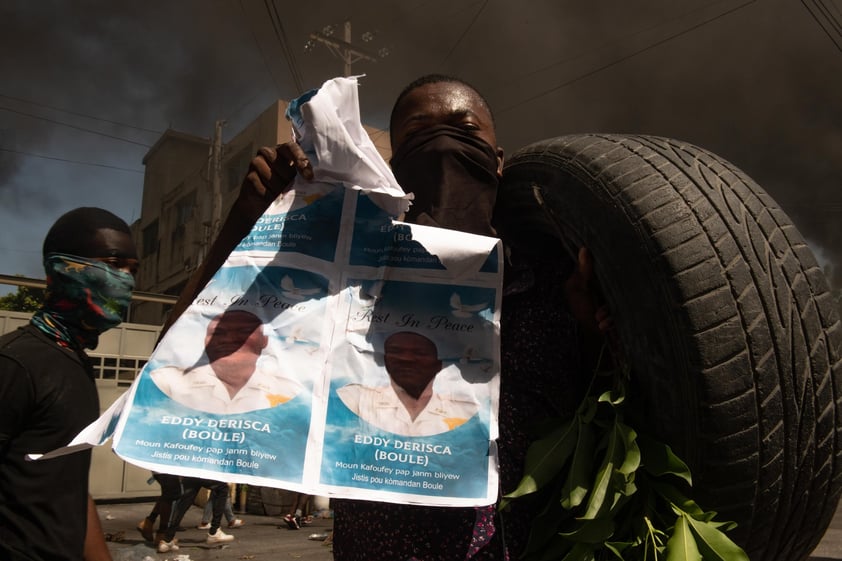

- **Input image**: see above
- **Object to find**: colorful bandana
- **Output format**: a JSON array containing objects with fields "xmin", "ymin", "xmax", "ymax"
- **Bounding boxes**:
[{"xmin": 30, "ymin": 253, "xmax": 135, "ymax": 350}]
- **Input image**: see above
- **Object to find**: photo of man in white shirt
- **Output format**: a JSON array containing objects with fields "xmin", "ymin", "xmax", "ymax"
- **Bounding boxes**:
[
  {"xmin": 151, "ymin": 309, "xmax": 303, "ymax": 414},
  {"xmin": 337, "ymin": 331, "xmax": 479, "ymax": 436}
]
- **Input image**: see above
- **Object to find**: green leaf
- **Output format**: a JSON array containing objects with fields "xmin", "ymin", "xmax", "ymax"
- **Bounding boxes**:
[
  {"xmin": 706, "ymin": 519, "xmax": 738, "ymax": 533},
  {"xmin": 523, "ymin": 486, "xmax": 571, "ymax": 555},
  {"xmin": 582, "ymin": 419, "xmax": 621, "ymax": 519},
  {"xmin": 501, "ymin": 419, "xmax": 579, "ymax": 500},
  {"xmin": 649, "ymin": 480, "xmax": 706, "ymax": 518},
  {"xmin": 598, "ymin": 388, "xmax": 625, "ymax": 406},
  {"xmin": 503, "ymin": 418, "xmax": 578, "ymax": 501},
  {"xmin": 616, "ymin": 422, "xmax": 640, "ymax": 476},
  {"xmin": 685, "ymin": 515, "xmax": 750, "ymax": 561},
  {"xmin": 561, "ymin": 415, "xmax": 596, "ymax": 509},
  {"xmin": 604, "ymin": 541, "xmax": 631, "ymax": 559},
  {"xmin": 665, "ymin": 515, "xmax": 702, "ymax": 561},
  {"xmin": 560, "ymin": 542, "xmax": 596, "ymax": 561},
  {"xmin": 638, "ymin": 433, "xmax": 692, "ymax": 486},
  {"xmin": 560, "ymin": 517, "xmax": 616, "ymax": 544},
  {"xmin": 504, "ymin": 356, "xmax": 745, "ymax": 561}
]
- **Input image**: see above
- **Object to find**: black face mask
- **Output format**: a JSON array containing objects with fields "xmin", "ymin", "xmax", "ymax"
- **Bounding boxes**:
[{"xmin": 390, "ymin": 124, "xmax": 500, "ymax": 236}]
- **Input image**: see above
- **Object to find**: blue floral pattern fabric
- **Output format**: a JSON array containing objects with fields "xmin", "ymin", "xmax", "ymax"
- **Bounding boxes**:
[{"xmin": 30, "ymin": 253, "xmax": 134, "ymax": 350}]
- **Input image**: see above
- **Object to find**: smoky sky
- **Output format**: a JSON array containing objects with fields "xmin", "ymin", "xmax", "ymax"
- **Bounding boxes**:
[{"xmin": 2, "ymin": 0, "xmax": 842, "ymax": 289}]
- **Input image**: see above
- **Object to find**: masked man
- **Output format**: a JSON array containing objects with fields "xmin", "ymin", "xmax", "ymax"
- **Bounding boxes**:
[
  {"xmin": 160, "ymin": 74, "xmax": 608, "ymax": 560},
  {"xmin": 0, "ymin": 207, "xmax": 138, "ymax": 561}
]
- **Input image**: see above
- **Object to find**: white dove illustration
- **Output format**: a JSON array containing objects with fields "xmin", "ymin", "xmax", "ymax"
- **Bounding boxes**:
[
  {"xmin": 280, "ymin": 275, "xmax": 321, "ymax": 300},
  {"xmin": 450, "ymin": 293, "xmax": 487, "ymax": 318}
]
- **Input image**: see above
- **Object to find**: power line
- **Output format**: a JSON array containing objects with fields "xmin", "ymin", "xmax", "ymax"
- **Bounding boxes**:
[
  {"xmin": 813, "ymin": 0, "xmax": 842, "ymax": 35},
  {"xmin": 237, "ymin": 0, "xmax": 284, "ymax": 96},
  {"xmin": 501, "ymin": 0, "xmax": 729, "ymax": 86},
  {"xmin": 0, "ymin": 94, "xmax": 163, "ymax": 135},
  {"xmin": 440, "ymin": 0, "xmax": 488, "ymax": 65},
  {"xmin": 0, "ymin": 147, "xmax": 145, "ymax": 174},
  {"xmin": 265, "ymin": 0, "xmax": 305, "ymax": 93},
  {"xmin": 0, "ymin": 106, "xmax": 153, "ymax": 148},
  {"xmin": 801, "ymin": 0, "xmax": 842, "ymax": 51},
  {"xmin": 498, "ymin": 0, "xmax": 757, "ymax": 115}
]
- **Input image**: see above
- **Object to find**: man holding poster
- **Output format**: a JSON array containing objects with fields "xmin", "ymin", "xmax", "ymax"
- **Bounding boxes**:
[{"xmin": 104, "ymin": 74, "xmax": 607, "ymax": 561}]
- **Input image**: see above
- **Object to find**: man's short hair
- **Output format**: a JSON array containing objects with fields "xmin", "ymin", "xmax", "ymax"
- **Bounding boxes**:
[
  {"xmin": 388, "ymin": 73, "xmax": 494, "ymax": 142},
  {"xmin": 384, "ymin": 330, "xmax": 439, "ymax": 356},
  {"xmin": 42, "ymin": 207, "xmax": 131, "ymax": 258}
]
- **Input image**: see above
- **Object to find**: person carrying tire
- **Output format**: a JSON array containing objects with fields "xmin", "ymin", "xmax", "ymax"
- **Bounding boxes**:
[{"xmin": 158, "ymin": 74, "xmax": 611, "ymax": 560}]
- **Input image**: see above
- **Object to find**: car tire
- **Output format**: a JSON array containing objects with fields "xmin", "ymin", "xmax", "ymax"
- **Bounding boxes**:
[{"xmin": 496, "ymin": 133, "xmax": 842, "ymax": 561}]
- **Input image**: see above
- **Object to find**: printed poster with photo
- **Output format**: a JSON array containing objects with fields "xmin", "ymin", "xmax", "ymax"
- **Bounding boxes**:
[{"xmin": 44, "ymin": 76, "xmax": 503, "ymax": 507}]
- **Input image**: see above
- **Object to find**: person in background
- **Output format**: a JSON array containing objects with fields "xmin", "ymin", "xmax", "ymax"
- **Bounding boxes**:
[
  {"xmin": 136, "ymin": 473, "xmax": 186, "ymax": 553},
  {"xmin": 0, "ymin": 207, "xmax": 139, "ymax": 561},
  {"xmin": 198, "ymin": 483, "xmax": 244, "ymax": 530},
  {"xmin": 137, "ymin": 474, "xmax": 235, "ymax": 552},
  {"xmin": 281, "ymin": 492, "xmax": 312, "ymax": 530}
]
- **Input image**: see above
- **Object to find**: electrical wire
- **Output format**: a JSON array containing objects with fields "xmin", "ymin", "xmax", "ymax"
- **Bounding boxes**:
[
  {"xmin": 0, "ymin": 147, "xmax": 145, "ymax": 174},
  {"xmin": 500, "ymin": 0, "xmax": 730, "ymax": 87},
  {"xmin": 0, "ymin": 106, "xmax": 153, "ymax": 148},
  {"xmin": 498, "ymin": 0, "xmax": 757, "ymax": 115},
  {"xmin": 802, "ymin": 0, "xmax": 842, "ymax": 52},
  {"xmin": 813, "ymin": 0, "xmax": 842, "ymax": 34},
  {"xmin": 440, "ymin": 0, "xmax": 488, "ymax": 66},
  {"xmin": 0, "ymin": 94, "xmax": 163, "ymax": 135},
  {"xmin": 237, "ymin": 0, "xmax": 285, "ymax": 96},
  {"xmin": 265, "ymin": 0, "xmax": 306, "ymax": 93}
]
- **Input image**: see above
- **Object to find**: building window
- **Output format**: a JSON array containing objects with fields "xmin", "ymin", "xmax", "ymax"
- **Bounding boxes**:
[
  {"xmin": 88, "ymin": 354, "xmax": 149, "ymax": 386},
  {"xmin": 169, "ymin": 190, "xmax": 196, "ymax": 268},
  {"xmin": 142, "ymin": 220, "xmax": 159, "ymax": 257},
  {"xmin": 173, "ymin": 191, "xmax": 196, "ymax": 239}
]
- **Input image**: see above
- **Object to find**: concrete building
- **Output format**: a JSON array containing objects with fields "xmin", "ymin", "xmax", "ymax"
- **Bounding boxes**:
[{"xmin": 130, "ymin": 99, "xmax": 392, "ymax": 325}]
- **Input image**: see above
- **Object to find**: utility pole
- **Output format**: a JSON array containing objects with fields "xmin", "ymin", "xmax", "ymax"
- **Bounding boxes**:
[
  {"xmin": 306, "ymin": 20, "xmax": 387, "ymax": 77},
  {"xmin": 209, "ymin": 119, "xmax": 226, "ymax": 239}
]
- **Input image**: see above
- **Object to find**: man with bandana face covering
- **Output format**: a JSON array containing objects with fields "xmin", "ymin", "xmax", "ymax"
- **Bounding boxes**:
[
  {"xmin": 332, "ymin": 75, "xmax": 608, "ymax": 560},
  {"xmin": 0, "ymin": 207, "xmax": 138, "ymax": 561},
  {"xmin": 164, "ymin": 75, "xmax": 609, "ymax": 560}
]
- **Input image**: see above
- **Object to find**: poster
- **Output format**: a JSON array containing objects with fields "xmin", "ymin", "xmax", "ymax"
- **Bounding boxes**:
[{"xmin": 43, "ymin": 77, "xmax": 503, "ymax": 507}]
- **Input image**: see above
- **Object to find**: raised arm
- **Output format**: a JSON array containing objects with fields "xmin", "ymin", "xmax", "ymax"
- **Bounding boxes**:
[{"xmin": 160, "ymin": 143, "xmax": 313, "ymax": 338}]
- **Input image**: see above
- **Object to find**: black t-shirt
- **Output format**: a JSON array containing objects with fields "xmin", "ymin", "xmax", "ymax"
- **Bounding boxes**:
[{"xmin": 0, "ymin": 325, "xmax": 99, "ymax": 561}]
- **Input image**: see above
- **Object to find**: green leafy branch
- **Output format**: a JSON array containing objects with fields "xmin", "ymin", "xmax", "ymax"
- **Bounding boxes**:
[{"xmin": 500, "ymin": 363, "xmax": 748, "ymax": 561}]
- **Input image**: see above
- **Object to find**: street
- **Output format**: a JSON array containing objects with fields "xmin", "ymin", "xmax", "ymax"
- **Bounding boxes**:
[
  {"xmin": 100, "ymin": 501, "xmax": 334, "ymax": 561},
  {"xmin": 100, "ymin": 499, "xmax": 842, "ymax": 560}
]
